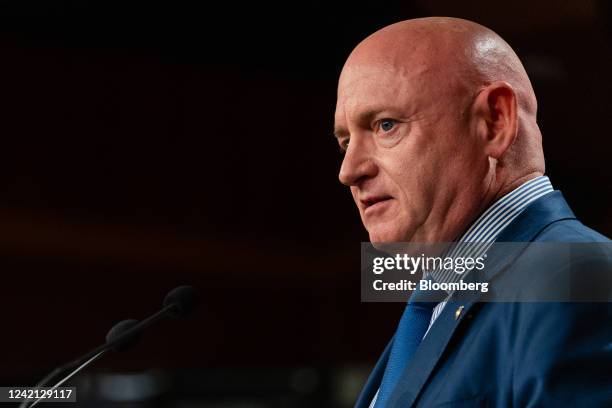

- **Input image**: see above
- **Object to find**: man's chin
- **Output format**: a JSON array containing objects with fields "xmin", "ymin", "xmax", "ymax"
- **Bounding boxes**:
[
  {"xmin": 368, "ymin": 228, "xmax": 438, "ymax": 258},
  {"xmin": 367, "ymin": 227, "xmax": 411, "ymax": 246}
]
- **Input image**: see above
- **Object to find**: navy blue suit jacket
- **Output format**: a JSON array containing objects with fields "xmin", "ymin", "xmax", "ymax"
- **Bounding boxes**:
[{"xmin": 355, "ymin": 191, "xmax": 612, "ymax": 407}]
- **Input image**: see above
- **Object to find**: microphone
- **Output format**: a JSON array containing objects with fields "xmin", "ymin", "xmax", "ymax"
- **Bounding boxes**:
[
  {"xmin": 164, "ymin": 285, "xmax": 199, "ymax": 318},
  {"xmin": 21, "ymin": 285, "xmax": 199, "ymax": 408},
  {"xmin": 21, "ymin": 319, "xmax": 141, "ymax": 408},
  {"xmin": 105, "ymin": 319, "xmax": 141, "ymax": 352}
]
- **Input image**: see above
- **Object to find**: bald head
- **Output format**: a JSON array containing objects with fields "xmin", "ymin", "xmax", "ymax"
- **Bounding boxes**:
[
  {"xmin": 344, "ymin": 17, "xmax": 537, "ymax": 116},
  {"xmin": 335, "ymin": 17, "xmax": 545, "ymax": 243}
]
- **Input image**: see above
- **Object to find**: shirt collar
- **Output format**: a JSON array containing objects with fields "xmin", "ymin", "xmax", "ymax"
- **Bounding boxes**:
[{"xmin": 428, "ymin": 175, "xmax": 554, "ymax": 286}]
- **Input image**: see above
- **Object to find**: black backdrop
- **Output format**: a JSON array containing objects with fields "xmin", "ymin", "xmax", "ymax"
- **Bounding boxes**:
[{"xmin": 0, "ymin": 0, "xmax": 610, "ymax": 406}]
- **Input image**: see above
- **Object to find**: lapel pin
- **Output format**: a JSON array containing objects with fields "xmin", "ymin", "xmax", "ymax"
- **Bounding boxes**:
[{"xmin": 455, "ymin": 305, "xmax": 464, "ymax": 320}]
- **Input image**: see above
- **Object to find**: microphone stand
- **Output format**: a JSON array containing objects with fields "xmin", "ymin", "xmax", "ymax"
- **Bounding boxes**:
[
  {"xmin": 20, "ymin": 303, "xmax": 179, "ymax": 408},
  {"xmin": 20, "ymin": 285, "xmax": 198, "ymax": 408}
]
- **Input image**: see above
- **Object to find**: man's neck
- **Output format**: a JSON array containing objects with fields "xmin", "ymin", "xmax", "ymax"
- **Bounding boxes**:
[{"xmin": 492, "ymin": 171, "xmax": 544, "ymax": 204}]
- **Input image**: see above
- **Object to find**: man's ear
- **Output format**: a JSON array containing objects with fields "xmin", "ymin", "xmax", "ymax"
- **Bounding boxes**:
[{"xmin": 472, "ymin": 81, "xmax": 518, "ymax": 159}]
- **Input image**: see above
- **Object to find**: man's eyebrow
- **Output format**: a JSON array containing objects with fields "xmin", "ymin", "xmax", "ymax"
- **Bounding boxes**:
[
  {"xmin": 333, "ymin": 125, "xmax": 349, "ymax": 139},
  {"xmin": 332, "ymin": 107, "xmax": 389, "ymax": 138}
]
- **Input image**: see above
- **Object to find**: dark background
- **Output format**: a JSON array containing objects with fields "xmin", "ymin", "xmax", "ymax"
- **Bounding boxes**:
[{"xmin": 0, "ymin": 0, "xmax": 610, "ymax": 406}]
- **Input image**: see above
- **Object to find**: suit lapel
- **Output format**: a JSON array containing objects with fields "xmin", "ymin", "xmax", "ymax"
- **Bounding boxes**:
[{"xmin": 384, "ymin": 191, "xmax": 577, "ymax": 407}]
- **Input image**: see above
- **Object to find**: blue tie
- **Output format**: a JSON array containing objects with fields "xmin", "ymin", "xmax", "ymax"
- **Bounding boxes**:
[{"xmin": 374, "ymin": 286, "xmax": 446, "ymax": 407}]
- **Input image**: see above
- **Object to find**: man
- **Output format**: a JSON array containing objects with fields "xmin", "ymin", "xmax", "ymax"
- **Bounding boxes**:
[{"xmin": 333, "ymin": 17, "xmax": 611, "ymax": 407}]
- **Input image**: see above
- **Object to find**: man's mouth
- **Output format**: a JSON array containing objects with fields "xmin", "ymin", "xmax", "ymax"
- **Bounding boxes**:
[{"xmin": 361, "ymin": 195, "xmax": 393, "ymax": 215}]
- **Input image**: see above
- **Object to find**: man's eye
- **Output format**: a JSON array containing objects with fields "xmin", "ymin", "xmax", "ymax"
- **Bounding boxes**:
[{"xmin": 379, "ymin": 119, "xmax": 396, "ymax": 132}]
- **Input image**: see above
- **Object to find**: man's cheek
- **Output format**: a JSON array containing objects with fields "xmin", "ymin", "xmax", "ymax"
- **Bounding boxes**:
[{"xmin": 351, "ymin": 188, "xmax": 361, "ymax": 209}]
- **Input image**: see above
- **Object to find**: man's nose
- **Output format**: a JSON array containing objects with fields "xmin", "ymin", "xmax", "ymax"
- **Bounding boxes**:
[{"xmin": 338, "ymin": 139, "xmax": 377, "ymax": 186}]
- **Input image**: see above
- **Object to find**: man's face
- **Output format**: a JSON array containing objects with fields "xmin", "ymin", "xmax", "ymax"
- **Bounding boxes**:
[{"xmin": 334, "ymin": 57, "xmax": 484, "ymax": 243}]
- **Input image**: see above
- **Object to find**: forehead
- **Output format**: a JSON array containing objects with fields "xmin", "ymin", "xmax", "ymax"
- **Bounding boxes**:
[{"xmin": 334, "ymin": 60, "xmax": 428, "ymax": 129}]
